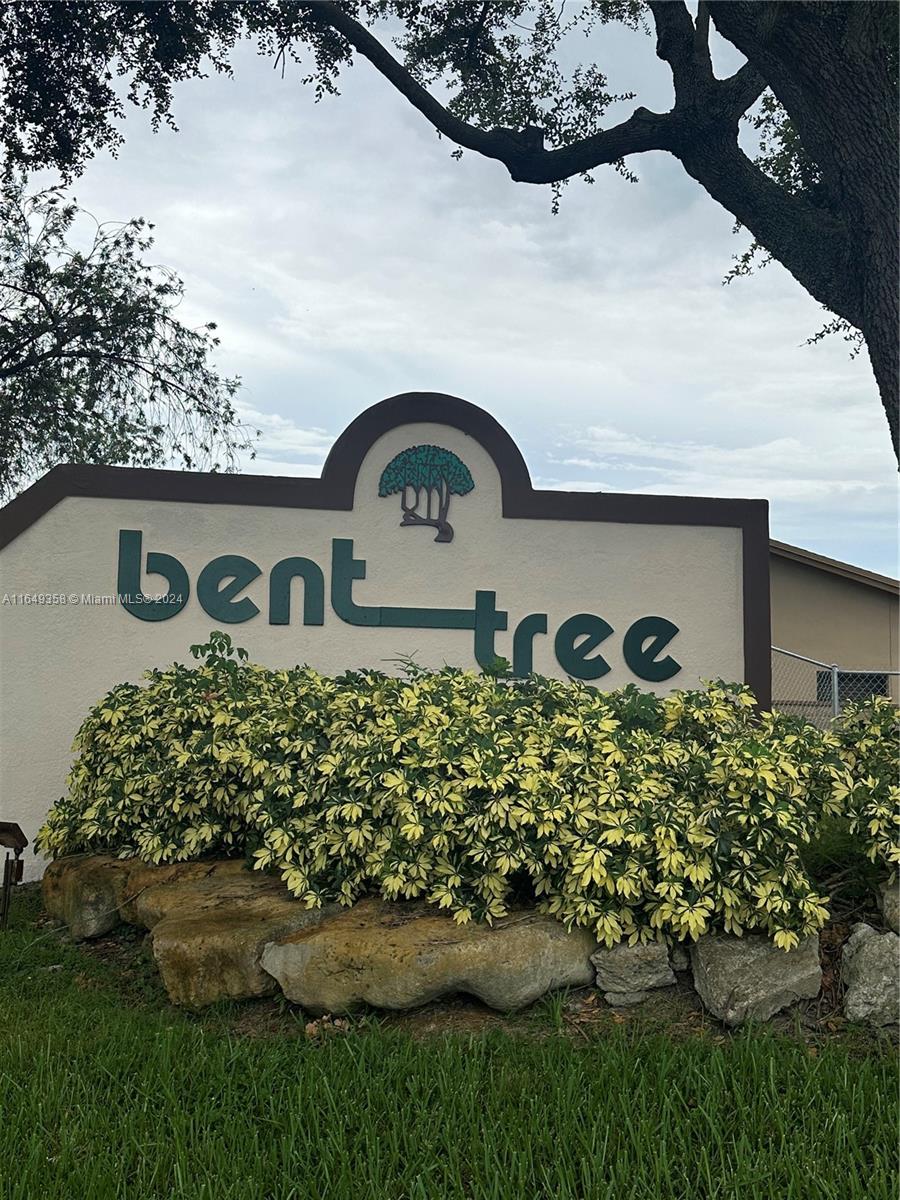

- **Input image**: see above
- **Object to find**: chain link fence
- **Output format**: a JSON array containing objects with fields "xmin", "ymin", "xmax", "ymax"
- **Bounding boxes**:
[{"xmin": 771, "ymin": 647, "xmax": 899, "ymax": 727}]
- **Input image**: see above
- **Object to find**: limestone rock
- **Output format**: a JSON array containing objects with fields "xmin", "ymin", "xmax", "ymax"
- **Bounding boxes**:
[
  {"xmin": 42, "ymin": 854, "xmax": 133, "ymax": 940},
  {"xmin": 604, "ymin": 990, "xmax": 650, "ymax": 1007},
  {"xmin": 591, "ymin": 939, "xmax": 675, "ymax": 1006},
  {"xmin": 261, "ymin": 899, "xmax": 598, "ymax": 1014},
  {"xmin": 44, "ymin": 855, "xmax": 599, "ymax": 1012},
  {"xmin": 151, "ymin": 905, "xmax": 334, "ymax": 1009},
  {"xmin": 118, "ymin": 860, "xmax": 236, "ymax": 928},
  {"xmin": 842, "ymin": 923, "xmax": 900, "ymax": 1026},
  {"xmin": 122, "ymin": 859, "xmax": 308, "ymax": 930},
  {"xmin": 139, "ymin": 861, "xmax": 343, "ymax": 1007},
  {"xmin": 42, "ymin": 854, "xmax": 338, "ymax": 1007},
  {"xmin": 878, "ymin": 881, "xmax": 899, "ymax": 935},
  {"xmin": 690, "ymin": 933, "xmax": 821, "ymax": 1026},
  {"xmin": 669, "ymin": 944, "xmax": 690, "ymax": 973}
]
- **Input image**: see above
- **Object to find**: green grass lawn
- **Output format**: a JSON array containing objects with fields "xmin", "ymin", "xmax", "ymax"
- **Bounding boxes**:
[{"xmin": 1, "ymin": 886, "xmax": 897, "ymax": 1200}]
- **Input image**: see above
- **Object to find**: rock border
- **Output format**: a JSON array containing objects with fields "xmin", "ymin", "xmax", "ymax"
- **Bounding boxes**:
[{"xmin": 40, "ymin": 856, "xmax": 897, "ymax": 1027}]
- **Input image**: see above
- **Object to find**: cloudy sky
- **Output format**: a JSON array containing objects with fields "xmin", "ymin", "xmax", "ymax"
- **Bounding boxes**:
[{"xmin": 59, "ymin": 16, "xmax": 897, "ymax": 575}]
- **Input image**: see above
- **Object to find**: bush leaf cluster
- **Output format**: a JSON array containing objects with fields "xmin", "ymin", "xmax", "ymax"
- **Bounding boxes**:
[{"xmin": 38, "ymin": 635, "xmax": 899, "ymax": 950}]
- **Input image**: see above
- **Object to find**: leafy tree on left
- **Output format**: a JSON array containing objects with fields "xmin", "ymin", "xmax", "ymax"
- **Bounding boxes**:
[{"xmin": 0, "ymin": 174, "xmax": 254, "ymax": 502}]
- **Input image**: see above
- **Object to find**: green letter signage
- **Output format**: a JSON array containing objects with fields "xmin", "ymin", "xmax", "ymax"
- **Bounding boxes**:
[
  {"xmin": 512, "ymin": 613, "xmax": 548, "ymax": 676},
  {"xmin": 197, "ymin": 556, "xmax": 261, "ymax": 624},
  {"xmin": 473, "ymin": 590, "xmax": 508, "ymax": 668},
  {"xmin": 330, "ymin": 538, "xmax": 378, "ymax": 626},
  {"xmin": 117, "ymin": 530, "xmax": 188, "ymax": 622},
  {"xmin": 554, "ymin": 613, "xmax": 614, "ymax": 680},
  {"xmin": 269, "ymin": 558, "xmax": 325, "ymax": 626},
  {"xmin": 115, "ymin": 530, "xmax": 683, "ymax": 684},
  {"xmin": 623, "ymin": 616, "xmax": 681, "ymax": 682}
]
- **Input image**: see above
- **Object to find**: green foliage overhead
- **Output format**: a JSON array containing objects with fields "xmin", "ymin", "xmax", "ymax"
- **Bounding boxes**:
[
  {"xmin": 378, "ymin": 445, "xmax": 474, "ymax": 497},
  {"xmin": 38, "ymin": 635, "xmax": 899, "ymax": 952},
  {"xmin": 0, "ymin": 173, "xmax": 253, "ymax": 501},
  {"xmin": 0, "ymin": 2, "xmax": 896, "ymax": 455}
]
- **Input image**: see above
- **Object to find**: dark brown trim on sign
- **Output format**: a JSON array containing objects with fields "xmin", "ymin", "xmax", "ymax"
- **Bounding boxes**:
[
  {"xmin": 742, "ymin": 504, "xmax": 772, "ymax": 710},
  {"xmin": 0, "ymin": 391, "xmax": 771, "ymax": 705}
]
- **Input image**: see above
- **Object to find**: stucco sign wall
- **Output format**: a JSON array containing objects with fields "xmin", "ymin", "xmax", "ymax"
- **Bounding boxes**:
[{"xmin": 0, "ymin": 393, "xmax": 771, "ymax": 878}]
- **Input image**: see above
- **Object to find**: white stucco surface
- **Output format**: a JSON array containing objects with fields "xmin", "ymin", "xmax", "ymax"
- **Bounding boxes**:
[{"xmin": 1, "ymin": 421, "xmax": 746, "ymax": 878}]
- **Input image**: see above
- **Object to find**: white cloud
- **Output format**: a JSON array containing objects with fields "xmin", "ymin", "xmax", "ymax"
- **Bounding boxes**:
[
  {"xmin": 237, "ymin": 406, "xmax": 333, "ymax": 475},
  {"xmin": 539, "ymin": 420, "xmax": 897, "ymax": 573}
]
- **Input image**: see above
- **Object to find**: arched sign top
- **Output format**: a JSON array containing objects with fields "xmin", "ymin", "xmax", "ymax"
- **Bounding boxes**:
[
  {"xmin": 320, "ymin": 392, "xmax": 534, "ymax": 513},
  {"xmin": 0, "ymin": 390, "xmax": 770, "ymax": 538}
]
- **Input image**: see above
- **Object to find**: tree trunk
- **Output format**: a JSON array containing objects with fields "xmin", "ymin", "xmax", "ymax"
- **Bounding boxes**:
[
  {"xmin": 860, "ymin": 235, "xmax": 900, "ymax": 459},
  {"xmin": 708, "ymin": 1, "xmax": 899, "ymax": 460},
  {"xmin": 434, "ymin": 480, "xmax": 453, "ymax": 542}
]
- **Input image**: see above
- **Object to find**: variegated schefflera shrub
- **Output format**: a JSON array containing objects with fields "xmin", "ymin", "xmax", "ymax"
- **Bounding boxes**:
[
  {"xmin": 38, "ymin": 634, "xmax": 900, "ymax": 951},
  {"xmin": 831, "ymin": 695, "xmax": 900, "ymax": 874}
]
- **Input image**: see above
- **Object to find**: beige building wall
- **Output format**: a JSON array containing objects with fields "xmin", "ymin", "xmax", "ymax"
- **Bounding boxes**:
[{"xmin": 770, "ymin": 549, "xmax": 899, "ymax": 709}]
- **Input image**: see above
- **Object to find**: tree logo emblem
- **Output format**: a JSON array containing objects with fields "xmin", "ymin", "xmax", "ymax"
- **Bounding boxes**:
[{"xmin": 378, "ymin": 444, "xmax": 474, "ymax": 543}]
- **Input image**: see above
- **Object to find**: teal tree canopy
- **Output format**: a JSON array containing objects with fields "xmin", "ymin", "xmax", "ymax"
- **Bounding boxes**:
[
  {"xmin": 378, "ymin": 444, "xmax": 474, "ymax": 498},
  {"xmin": 378, "ymin": 444, "xmax": 474, "ymax": 543}
]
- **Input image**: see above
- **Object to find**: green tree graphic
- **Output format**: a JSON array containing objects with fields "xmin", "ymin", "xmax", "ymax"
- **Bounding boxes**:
[{"xmin": 378, "ymin": 444, "xmax": 474, "ymax": 543}]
